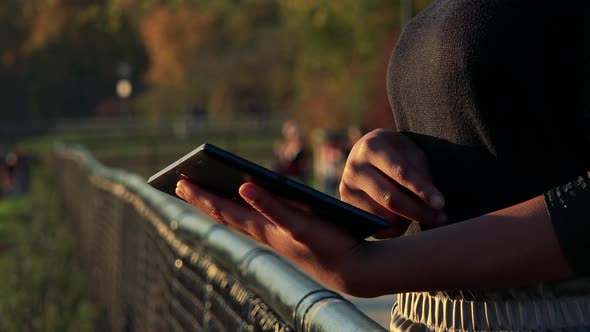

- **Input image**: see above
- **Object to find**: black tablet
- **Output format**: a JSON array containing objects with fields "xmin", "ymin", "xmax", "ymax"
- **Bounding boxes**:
[{"xmin": 147, "ymin": 143, "xmax": 389, "ymax": 239}]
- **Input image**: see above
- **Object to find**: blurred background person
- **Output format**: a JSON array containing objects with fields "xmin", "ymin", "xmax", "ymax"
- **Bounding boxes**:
[
  {"xmin": 313, "ymin": 129, "xmax": 346, "ymax": 196},
  {"xmin": 3, "ymin": 145, "xmax": 31, "ymax": 196},
  {"xmin": 273, "ymin": 120, "xmax": 308, "ymax": 183}
]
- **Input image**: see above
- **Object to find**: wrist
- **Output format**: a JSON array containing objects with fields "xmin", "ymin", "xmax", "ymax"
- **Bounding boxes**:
[{"xmin": 336, "ymin": 240, "xmax": 408, "ymax": 297}]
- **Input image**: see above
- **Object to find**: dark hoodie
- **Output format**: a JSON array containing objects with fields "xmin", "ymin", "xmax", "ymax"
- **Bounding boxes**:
[{"xmin": 386, "ymin": 0, "xmax": 589, "ymax": 275}]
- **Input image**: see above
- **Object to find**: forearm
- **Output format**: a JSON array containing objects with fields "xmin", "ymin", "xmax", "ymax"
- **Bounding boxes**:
[{"xmin": 357, "ymin": 195, "xmax": 573, "ymax": 296}]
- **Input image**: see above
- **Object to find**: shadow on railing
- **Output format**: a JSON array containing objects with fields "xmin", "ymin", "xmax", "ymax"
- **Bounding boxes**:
[{"xmin": 52, "ymin": 144, "xmax": 385, "ymax": 332}]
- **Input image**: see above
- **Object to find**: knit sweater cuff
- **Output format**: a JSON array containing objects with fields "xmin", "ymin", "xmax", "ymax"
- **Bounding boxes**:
[{"xmin": 544, "ymin": 174, "xmax": 590, "ymax": 276}]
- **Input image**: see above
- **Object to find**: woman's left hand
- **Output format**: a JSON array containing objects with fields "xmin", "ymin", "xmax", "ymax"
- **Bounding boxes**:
[{"xmin": 175, "ymin": 179, "xmax": 373, "ymax": 295}]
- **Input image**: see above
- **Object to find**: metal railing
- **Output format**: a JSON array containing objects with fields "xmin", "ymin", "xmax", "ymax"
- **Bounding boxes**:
[{"xmin": 52, "ymin": 144, "xmax": 385, "ymax": 332}]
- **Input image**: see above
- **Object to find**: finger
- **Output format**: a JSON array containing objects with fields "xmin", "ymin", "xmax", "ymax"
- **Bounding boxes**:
[
  {"xmin": 344, "ymin": 164, "xmax": 447, "ymax": 225},
  {"xmin": 339, "ymin": 183, "xmax": 411, "ymax": 236},
  {"xmin": 176, "ymin": 183, "xmax": 228, "ymax": 225},
  {"xmin": 370, "ymin": 152, "xmax": 444, "ymax": 209},
  {"xmin": 176, "ymin": 180, "xmax": 278, "ymax": 244},
  {"xmin": 362, "ymin": 141, "xmax": 445, "ymax": 210},
  {"xmin": 239, "ymin": 182, "xmax": 355, "ymax": 245}
]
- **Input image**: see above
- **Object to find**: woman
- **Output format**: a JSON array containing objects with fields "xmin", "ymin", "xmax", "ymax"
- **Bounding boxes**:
[{"xmin": 176, "ymin": 1, "xmax": 589, "ymax": 330}]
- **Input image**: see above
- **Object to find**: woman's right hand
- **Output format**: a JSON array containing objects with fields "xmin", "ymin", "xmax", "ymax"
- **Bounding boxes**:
[{"xmin": 339, "ymin": 129, "xmax": 447, "ymax": 238}]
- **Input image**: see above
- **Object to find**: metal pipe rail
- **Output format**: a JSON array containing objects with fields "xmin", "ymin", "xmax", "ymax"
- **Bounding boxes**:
[{"xmin": 52, "ymin": 144, "xmax": 385, "ymax": 332}]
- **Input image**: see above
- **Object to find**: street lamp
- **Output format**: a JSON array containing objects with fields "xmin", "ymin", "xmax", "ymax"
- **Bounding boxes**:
[
  {"xmin": 116, "ymin": 79, "xmax": 133, "ymax": 99},
  {"xmin": 116, "ymin": 62, "xmax": 133, "ymax": 118},
  {"xmin": 116, "ymin": 61, "xmax": 133, "ymax": 99}
]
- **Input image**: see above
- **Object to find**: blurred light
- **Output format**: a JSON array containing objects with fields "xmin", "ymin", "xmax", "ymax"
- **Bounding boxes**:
[
  {"xmin": 116, "ymin": 79, "xmax": 133, "ymax": 98},
  {"xmin": 170, "ymin": 220, "xmax": 179, "ymax": 230}
]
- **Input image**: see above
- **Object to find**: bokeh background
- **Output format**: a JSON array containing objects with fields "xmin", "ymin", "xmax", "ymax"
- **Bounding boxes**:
[
  {"xmin": 0, "ymin": 0, "xmax": 432, "ymax": 137},
  {"xmin": 0, "ymin": 1, "xmax": 433, "ymax": 330}
]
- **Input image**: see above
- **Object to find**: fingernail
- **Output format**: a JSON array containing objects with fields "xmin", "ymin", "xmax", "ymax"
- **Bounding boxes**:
[
  {"xmin": 175, "ymin": 186, "xmax": 186, "ymax": 199},
  {"xmin": 240, "ymin": 185, "xmax": 257, "ymax": 202},
  {"xmin": 177, "ymin": 180, "xmax": 193, "ymax": 194},
  {"xmin": 429, "ymin": 193, "xmax": 445, "ymax": 209}
]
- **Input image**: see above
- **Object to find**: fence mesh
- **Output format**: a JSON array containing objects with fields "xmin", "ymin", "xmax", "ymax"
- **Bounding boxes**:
[{"xmin": 51, "ymin": 145, "xmax": 385, "ymax": 332}]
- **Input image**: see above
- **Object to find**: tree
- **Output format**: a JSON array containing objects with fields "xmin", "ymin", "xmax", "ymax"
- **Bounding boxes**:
[{"xmin": 0, "ymin": 0, "xmax": 148, "ymax": 120}]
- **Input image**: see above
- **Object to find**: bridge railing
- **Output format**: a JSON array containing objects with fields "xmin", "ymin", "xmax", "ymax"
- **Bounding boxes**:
[{"xmin": 52, "ymin": 144, "xmax": 386, "ymax": 332}]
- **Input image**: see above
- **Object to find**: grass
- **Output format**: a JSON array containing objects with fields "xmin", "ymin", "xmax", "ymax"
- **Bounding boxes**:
[{"xmin": 0, "ymin": 164, "xmax": 96, "ymax": 332}]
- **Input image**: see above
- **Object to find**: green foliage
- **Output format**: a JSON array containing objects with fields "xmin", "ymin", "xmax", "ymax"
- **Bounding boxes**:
[
  {"xmin": 0, "ymin": 1, "xmax": 434, "ymax": 129},
  {"xmin": 132, "ymin": 0, "xmax": 293, "ymax": 120},
  {"xmin": 22, "ymin": 5, "xmax": 148, "ymax": 119},
  {"xmin": 131, "ymin": 0, "xmax": 409, "ymax": 129},
  {"xmin": 276, "ymin": 0, "xmax": 401, "ymax": 129},
  {"xmin": 0, "ymin": 167, "xmax": 96, "ymax": 332},
  {"xmin": 0, "ymin": 0, "xmax": 148, "ymax": 120}
]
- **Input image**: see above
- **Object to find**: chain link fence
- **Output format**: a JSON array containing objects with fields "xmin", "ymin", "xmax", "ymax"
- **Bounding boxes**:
[{"xmin": 52, "ymin": 144, "xmax": 385, "ymax": 332}]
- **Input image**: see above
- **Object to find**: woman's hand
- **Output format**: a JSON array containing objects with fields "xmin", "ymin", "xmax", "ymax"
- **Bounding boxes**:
[
  {"xmin": 175, "ymin": 182, "xmax": 573, "ymax": 296},
  {"xmin": 340, "ymin": 129, "xmax": 447, "ymax": 237},
  {"xmin": 175, "ymin": 179, "xmax": 374, "ymax": 296}
]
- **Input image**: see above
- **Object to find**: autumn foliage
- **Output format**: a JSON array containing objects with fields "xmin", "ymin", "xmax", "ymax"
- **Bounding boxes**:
[{"xmin": 0, "ymin": 0, "xmax": 433, "ymax": 129}]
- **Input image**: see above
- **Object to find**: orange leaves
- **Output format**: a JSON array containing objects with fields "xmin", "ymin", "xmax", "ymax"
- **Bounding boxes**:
[
  {"xmin": 21, "ymin": 2, "xmax": 69, "ymax": 54},
  {"xmin": 140, "ymin": 5, "xmax": 214, "ymax": 86}
]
